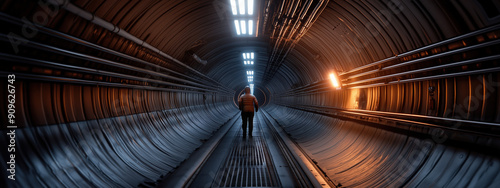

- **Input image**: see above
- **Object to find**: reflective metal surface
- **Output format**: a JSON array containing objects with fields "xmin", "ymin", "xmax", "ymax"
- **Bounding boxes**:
[{"xmin": 265, "ymin": 104, "xmax": 500, "ymax": 187}]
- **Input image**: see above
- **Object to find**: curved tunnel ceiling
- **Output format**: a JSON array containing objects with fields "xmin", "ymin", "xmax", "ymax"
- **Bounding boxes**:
[
  {"xmin": 49, "ymin": 0, "xmax": 498, "ymax": 94},
  {"xmin": 64, "ymin": 0, "xmax": 271, "ymax": 91}
]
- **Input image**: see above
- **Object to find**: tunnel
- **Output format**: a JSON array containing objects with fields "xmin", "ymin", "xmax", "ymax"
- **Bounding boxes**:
[{"xmin": 1, "ymin": 0, "xmax": 500, "ymax": 187}]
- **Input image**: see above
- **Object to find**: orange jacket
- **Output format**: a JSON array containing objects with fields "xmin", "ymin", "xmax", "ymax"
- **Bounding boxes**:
[{"xmin": 238, "ymin": 94, "xmax": 258, "ymax": 112}]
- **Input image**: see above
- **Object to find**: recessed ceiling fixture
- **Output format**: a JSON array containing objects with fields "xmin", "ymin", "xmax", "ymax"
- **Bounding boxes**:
[
  {"xmin": 243, "ymin": 52, "xmax": 255, "ymax": 65},
  {"xmin": 234, "ymin": 20, "xmax": 241, "ymax": 35},
  {"xmin": 230, "ymin": 0, "xmax": 238, "ymax": 15},
  {"xmin": 230, "ymin": 0, "xmax": 256, "ymax": 36}
]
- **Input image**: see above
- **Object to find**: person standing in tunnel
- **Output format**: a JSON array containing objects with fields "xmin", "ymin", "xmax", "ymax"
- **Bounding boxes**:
[{"xmin": 238, "ymin": 86, "xmax": 259, "ymax": 137}]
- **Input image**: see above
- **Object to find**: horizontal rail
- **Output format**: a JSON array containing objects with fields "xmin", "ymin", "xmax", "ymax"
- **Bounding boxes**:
[
  {"xmin": 0, "ymin": 71, "xmax": 232, "ymax": 96},
  {"xmin": 340, "ymin": 23, "xmax": 500, "ymax": 76},
  {"xmin": 0, "ymin": 12, "xmax": 233, "ymax": 93},
  {"xmin": 276, "ymin": 103, "xmax": 500, "ymax": 138},
  {"xmin": 344, "ymin": 39, "xmax": 500, "ymax": 81},
  {"xmin": 260, "ymin": 110, "xmax": 334, "ymax": 188},
  {"xmin": 346, "ymin": 54, "xmax": 500, "ymax": 86},
  {"xmin": 159, "ymin": 113, "xmax": 240, "ymax": 187},
  {"xmin": 349, "ymin": 66, "xmax": 500, "ymax": 89},
  {"xmin": 0, "ymin": 53, "xmax": 225, "ymax": 93},
  {"xmin": 0, "ymin": 35, "xmax": 233, "ymax": 95}
]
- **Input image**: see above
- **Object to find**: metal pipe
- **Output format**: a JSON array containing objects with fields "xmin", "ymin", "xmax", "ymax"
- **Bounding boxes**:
[
  {"xmin": 344, "ymin": 39, "xmax": 500, "ymax": 81},
  {"xmin": 346, "ymin": 54, "xmax": 500, "ymax": 86},
  {"xmin": 269, "ymin": 0, "xmax": 297, "ymax": 64},
  {"xmin": 339, "ymin": 23, "xmax": 500, "ymax": 76},
  {"xmin": 267, "ymin": 0, "xmax": 322, "ymax": 82},
  {"xmin": 262, "ymin": 0, "xmax": 273, "ymax": 32},
  {"xmin": 0, "ymin": 12, "xmax": 227, "ymax": 90},
  {"xmin": 47, "ymin": 0, "xmax": 233, "ymax": 92},
  {"xmin": 0, "ymin": 35, "xmax": 232, "ymax": 94}
]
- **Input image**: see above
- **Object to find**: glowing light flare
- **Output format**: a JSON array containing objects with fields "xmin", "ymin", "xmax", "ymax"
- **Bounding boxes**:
[{"xmin": 329, "ymin": 72, "xmax": 341, "ymax": 89}]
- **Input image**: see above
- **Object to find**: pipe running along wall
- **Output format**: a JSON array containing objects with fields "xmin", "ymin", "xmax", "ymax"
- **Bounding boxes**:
[
  {"xmin": 265, "ymin": 0, "xmax": 500, "ymax": 187},
  {"xmin": 0, "ymin": 1, "xmax": 235, "ymax": 186}
]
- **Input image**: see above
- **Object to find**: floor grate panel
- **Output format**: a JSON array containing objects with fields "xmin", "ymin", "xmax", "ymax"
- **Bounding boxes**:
[{"xmin": 211, "ymin": 136, "xmax": 280, "ymax": 187}]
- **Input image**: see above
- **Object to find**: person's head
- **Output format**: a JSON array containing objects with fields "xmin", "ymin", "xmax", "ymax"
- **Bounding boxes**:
[{"xmin": 245, "ymin": 86, "xmax": 251, "ymax": 94}]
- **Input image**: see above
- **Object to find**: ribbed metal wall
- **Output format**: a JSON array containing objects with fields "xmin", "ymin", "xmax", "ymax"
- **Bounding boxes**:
[
  {"xmin": 0, "ymin": 81, "xmax": 236, "ymax": 187},
  {"xmin": 266, "ymin": 104, "xmax": 500, "ymax": 187}
]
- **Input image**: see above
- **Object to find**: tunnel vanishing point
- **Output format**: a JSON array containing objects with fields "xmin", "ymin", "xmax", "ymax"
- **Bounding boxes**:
[{"xmin": 1, "ymin": 0, "xmax": 500, "ymax": 187}]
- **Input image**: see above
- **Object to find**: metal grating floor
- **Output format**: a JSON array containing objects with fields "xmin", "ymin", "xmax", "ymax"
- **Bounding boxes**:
[{"xmin": 210, "ymin": 135, "xmax": 280, "ymax": 187}]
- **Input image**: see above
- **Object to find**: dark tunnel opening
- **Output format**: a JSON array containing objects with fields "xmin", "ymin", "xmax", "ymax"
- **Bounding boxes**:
[{"xmin": 1, "ymin": 0, "xmax": 500, "ymax": 187}]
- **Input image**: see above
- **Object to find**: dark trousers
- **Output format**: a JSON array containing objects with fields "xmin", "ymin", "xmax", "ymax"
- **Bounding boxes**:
[{"xmin": 241, "ymin": 111, "xmax": 254, "ymax": 136}]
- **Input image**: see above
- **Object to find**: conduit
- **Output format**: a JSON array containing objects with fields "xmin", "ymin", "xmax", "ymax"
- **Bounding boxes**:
[{"xmin": 47, "ymin": 0, "xmax": 232, "ymax": 92}]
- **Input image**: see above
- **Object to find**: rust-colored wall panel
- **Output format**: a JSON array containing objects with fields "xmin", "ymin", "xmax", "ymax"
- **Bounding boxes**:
[
  {"xmin": 454, "ymin": 76, "xmax": 470, "ymax": 120},
  {"xmin": 28, "ymin": 83, "xmax": 49, "ymax": 125},
  {"xmin": 82, "ymin": 86, "xmax": 97, "ymax": 120},
  {"xmin": 469, "ymin": 75, "xmax": 485, "ymax": 121}
]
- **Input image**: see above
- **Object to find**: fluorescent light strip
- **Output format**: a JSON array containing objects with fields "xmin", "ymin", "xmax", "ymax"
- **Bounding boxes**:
[
  {"xmin": 248, "ymin": 0, "xmax": 254, "ymax": 15},
  {"xmin": 251, "ymin": 52, "xmax": 254, "ymax": 59},
  {"xmin": 248, "ymin": 20, "xmax": 253, "ymax": 35},
  {"xmin": 234, "ymin": 20, "xmax": 241, "ymax": 35},
  {"xmin": 238, "ymin": 0, "xmax": 245, "ymax": 15},
  {"xmin": 230, "ymin": 0, "xmax": 237, "ymax": 15},
  {"xmin": 240, "ymin": 20, "xmax": 246, "ymax": 34}
]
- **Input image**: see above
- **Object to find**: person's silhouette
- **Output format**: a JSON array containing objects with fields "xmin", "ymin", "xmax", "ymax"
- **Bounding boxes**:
[{"xmin": 238, "ymin": 86, "xmax": 259, "ymax": 137}]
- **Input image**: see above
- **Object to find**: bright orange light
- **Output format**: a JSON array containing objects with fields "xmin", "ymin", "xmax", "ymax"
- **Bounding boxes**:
[{"xmin": 329, "ymin": 72, "xmax": 340, "ymax": 89}]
